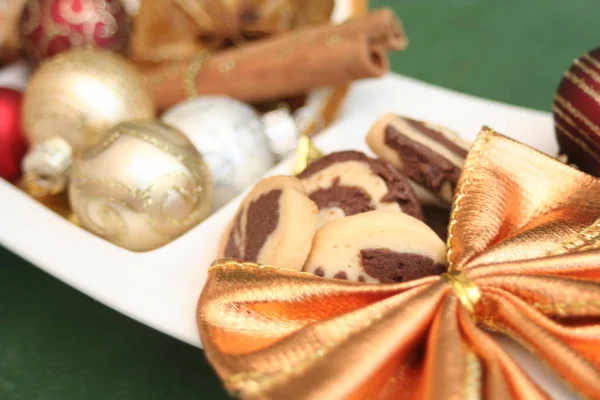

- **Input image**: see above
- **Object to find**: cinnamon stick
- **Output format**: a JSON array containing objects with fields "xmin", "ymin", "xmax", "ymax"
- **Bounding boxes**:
[
  {"xmin": 212, "ymin": 7, "xmax": 407, "ymax": 54},
  {"xmin": 140, "ymin": 10, "xmax": 405, "ymax": 110},
  {"xmin": 304, "ymin": 8, "xmax": 407, "ymax": 51},
  {"xmin": 142, "ymin": 34, "xmax": 386, "ymax": 110}
]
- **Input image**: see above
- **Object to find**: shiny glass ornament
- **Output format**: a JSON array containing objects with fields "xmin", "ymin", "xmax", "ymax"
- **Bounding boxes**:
[
  {"xmin": 69, "ymin": 120, "xmax": 212, "ymax": 252},
  {"xmin": 554, "ymin": 46, "xmax": 600, "ymax": 176},
  {"xmin": 20, "ymin": 0, "xmax": 130, "ymax": 65},
  {"xmin": 0, "ymin": 87, "xmax": 27, "ymax": 181},
  {"xmin": 161, "ymin": 96, "xmax": 275, "ymax": 210},
  {"xmin": 22, "ymin": 48, "xmax": 154, "ymax": 193}
]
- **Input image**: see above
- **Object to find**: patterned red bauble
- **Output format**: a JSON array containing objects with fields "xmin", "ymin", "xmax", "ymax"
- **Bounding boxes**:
[
  {"xmin": 0, "ymin": 88, "xmax": 28, "ymax": 182},
  {"xmin": 554, "ymin": 47, "xmax": 600, "ymax": 176},
  {"xmin": 19, "ymin": 0, "xmax": 130, "ymax": 65}
]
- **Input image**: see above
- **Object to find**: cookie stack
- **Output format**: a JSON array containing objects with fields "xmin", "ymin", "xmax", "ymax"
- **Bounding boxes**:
[{"xmin": 219, "ymin": 113, "xmax": 470, "ymax": 284}]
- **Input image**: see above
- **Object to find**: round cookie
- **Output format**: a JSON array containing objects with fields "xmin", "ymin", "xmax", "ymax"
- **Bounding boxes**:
[
  {"xmin": 303, "ymin": 210, "xmax": 447, "ymax": 283},
  {"xmin": 367, "ymin": 113, "xmax": 470, "ymax": 205},
  {"xmin": 219, "ymin": 175, "xmax": 318, "ymax": 271},
  {"xmin": 297, "ymin": 150, "xmax": 423, "ymax": 228}
]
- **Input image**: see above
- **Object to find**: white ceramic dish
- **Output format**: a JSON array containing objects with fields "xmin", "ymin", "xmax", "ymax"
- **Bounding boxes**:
[{"xmin": 1, "ymin": 66, "xmax": 579, "ymax": 397}]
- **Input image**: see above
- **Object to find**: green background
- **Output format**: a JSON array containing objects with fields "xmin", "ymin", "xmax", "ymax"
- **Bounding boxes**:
[{"xmin": 2, "ymin": 1, "xmax": 600, "ymax": 399}]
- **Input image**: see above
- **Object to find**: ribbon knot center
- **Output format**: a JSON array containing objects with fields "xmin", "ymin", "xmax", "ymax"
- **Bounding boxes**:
[{"xmin": 441, "ymin": 271, "xmax": 481, "ymax": 313}]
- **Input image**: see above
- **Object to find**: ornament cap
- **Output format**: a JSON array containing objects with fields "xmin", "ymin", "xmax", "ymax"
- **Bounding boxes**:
[{"xmin": 22, "ymin": 136, "xmax": 73, "ymax": 196}]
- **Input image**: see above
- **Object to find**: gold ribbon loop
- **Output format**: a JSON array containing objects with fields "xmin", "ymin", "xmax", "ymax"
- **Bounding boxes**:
[{"xmin": 441, "ymin": 271, "xmax": 481, "ymax": 313}]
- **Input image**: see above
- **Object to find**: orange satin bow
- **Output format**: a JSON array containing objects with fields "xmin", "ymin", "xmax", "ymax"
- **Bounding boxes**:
[{"xmin": 197, "ymin": 128, "xmax": 600, "ymax": 399}]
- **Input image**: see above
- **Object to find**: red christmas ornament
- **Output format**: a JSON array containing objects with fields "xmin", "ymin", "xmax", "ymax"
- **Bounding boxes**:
[
  {"xmin": 19, "ymin": 0, "xmax": 130, "ymax": 65},
  {"xmin": 553, "ymin": 46, "xmax": 600, "ymax": 176},
  {"xmin": 0, "ymin": 88, "xmax": 28, "ymax": 182}
]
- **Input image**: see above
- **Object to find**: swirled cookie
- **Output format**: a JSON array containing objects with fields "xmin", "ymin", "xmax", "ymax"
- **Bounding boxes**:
[
  {"xmin": 297, "ymin": 150, "xmax": 423, "ymax": 228},
  {"xmin": 303, "ymin": 210, "xmax": 447, "ymax": 283},
  {"xmin": 367, "ymin": 113, "xmax": 470, "ymax": 205},
  {"xmin": 219, "ymin": 175, "xmax": 318, "ymax": 271}
]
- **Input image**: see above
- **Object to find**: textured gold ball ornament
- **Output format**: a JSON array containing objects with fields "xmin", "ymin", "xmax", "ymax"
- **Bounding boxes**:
[
  {"xmin": 22, "ymin": 48, "xmax": 155, "ymax": 193},
  {"xmin": 24, "ymin": 48, "xmax": 154, "ymax": 148},
  {"xmin": 69, "ymin": 121, "xmax": 212, "ymax": 252}
]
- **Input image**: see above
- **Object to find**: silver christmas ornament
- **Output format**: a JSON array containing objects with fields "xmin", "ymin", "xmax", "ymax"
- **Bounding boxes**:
[{"xmin": 161, "ymin": 96, "xmax": 278, "ymax": 210}]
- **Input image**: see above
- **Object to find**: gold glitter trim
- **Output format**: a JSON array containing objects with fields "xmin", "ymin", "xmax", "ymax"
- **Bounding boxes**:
[
  {"xmin": 574, "ymin": 58, "xmax": 600, "ymax": 86},
  {"xmin": 184, "ymin": 53, "xmax": 210, "ymax": 98},
  {"xmin": 554, "ymin": 121, "xmax": 600, "ymax": 163},
  {"xmin": 218, "ymin": 59, "xmax": 236, "ymax": 73},
  {"xmin": 582, "ymin": 53, "xmax": 600, "ymax": 70},
  {"xmin": 547, "ymin": 217, "xmax": 600, "ymax": 256},
  {"xmin": 446, "ymin": 128, "xmax": 493, "ymax": 270},
  {"xmin": 564, "ymin": 71, "xmax": 600, "ymax": 107},
  {"xmin": 554, "ymin": 94, "xmax": 600, "ymax": 142},
  {"xmin": 553, "ymin": 102, "xmax": 579, "ymax": 129},
  {"xmin": 209, "ymin": 259, "xmax": 318, "ymax": 278}
]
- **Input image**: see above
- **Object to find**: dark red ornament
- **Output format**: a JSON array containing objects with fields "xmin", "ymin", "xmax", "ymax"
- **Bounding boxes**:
[
  {"xmin": 19, "ymin": 0, "xmax": 130, "ymax": 66},
  {"xmin": 0, "ymin": 88, "xmax": 28, "ymax": 182},
  {"xmin": 554, "ymin": 46, "xmax": 600, "ymax": 176}
]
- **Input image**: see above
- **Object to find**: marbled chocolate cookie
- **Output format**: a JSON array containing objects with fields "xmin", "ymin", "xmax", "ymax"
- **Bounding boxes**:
[
  {"xmin": 303, "ymin": 210, "xmax": 447, "ymax": 283},
  {"xmin": 219, "ymin": 175, "xmax": 318, "ymax": 271},
  {"xmin": 297, "ymin": 150, "xmax": 423, "ymax": 228},
  {"xmin": 367, "ymin": 113, "xmax": 470, "ymax": 205}
]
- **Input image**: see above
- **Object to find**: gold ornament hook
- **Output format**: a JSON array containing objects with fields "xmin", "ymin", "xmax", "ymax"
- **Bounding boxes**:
[{"xmin": 293, "ymin": 135, "xmax": 323, "ymax": 175}]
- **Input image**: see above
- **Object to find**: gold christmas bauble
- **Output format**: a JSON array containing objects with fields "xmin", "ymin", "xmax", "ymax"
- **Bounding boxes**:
[
  {"xmin": 69, "ymin": 121, "xmax": 212, "ymax": 252},
  {"xmin": 23, "ymin": 48, "xmax": 155, "ymax": 151}
]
